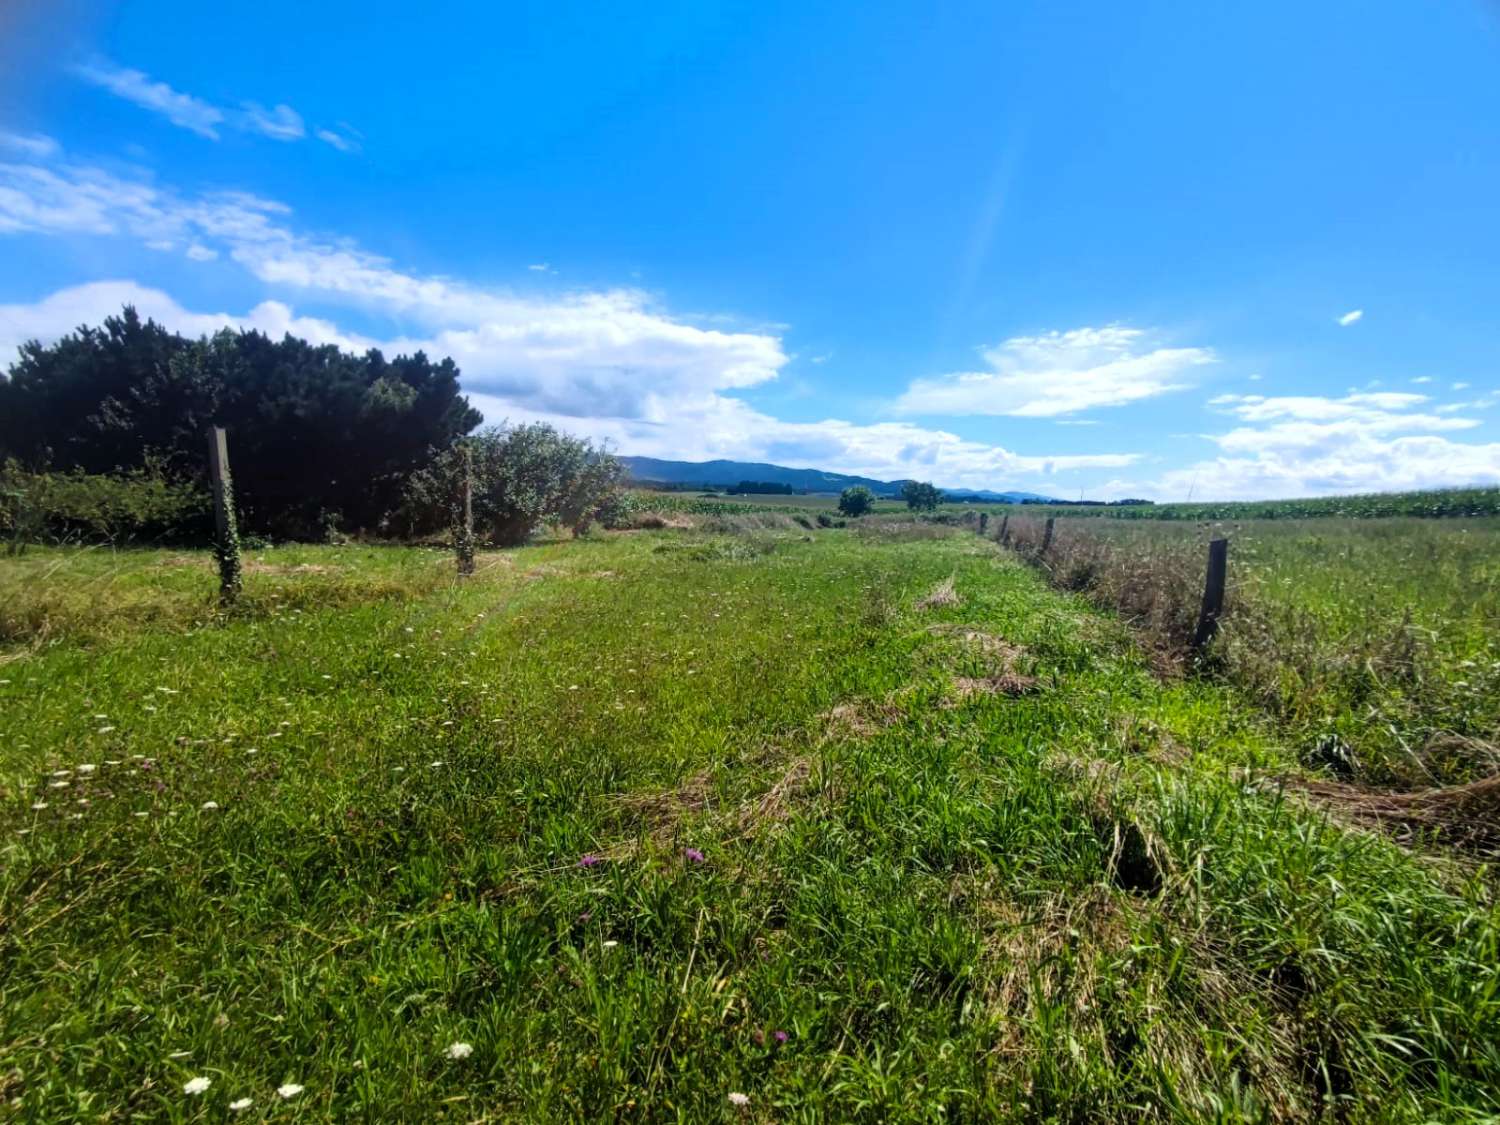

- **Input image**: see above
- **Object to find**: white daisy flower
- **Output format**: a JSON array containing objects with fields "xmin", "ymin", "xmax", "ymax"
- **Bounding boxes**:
[
  {"xmin": 76, "ymin": 764, "xmax": 98, "ymax": 774},
  {"xmin": 201, "ymin": 801, "xmax": 220, "ymax": 810},
  {"xmin": 445, "ymin": 1041, "xmax": 473, "ymax": 1060},
  {"xmin": 728, "ymin": 1091, "xmax": 750, "ymax": 1106},
  {"xmin": 277, "ymin": 1083, "xmax": 304, "ymax": 1099},
  {"xmin": 30, "ymin": 802, "xmax": 47, "ymax": 810},
  {"xmin": 229, "ymin": 1097, "xmax": 253, "ymax": 1111},
  {"xmin": 182, "ymin": 1076, "xmax": 211, "ymax": 1095}
]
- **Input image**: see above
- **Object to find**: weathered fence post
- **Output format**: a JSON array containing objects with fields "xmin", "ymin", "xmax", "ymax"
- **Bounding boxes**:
[
  {"xmin": 979, "ymin": 512, "xmax": 989, "ymax": 536},
  {"xmin": 999, "ymin": 514, "xmax": 1010, "ymax": 544},
  {"xmin": 1192, "ymin": 538, "xmax": 1229, "ymax": 651},
  {"xmin": 455, "ymin": 442, "xmax": 476, "ymax": 577},
  {"xmin": 206, "ymin": 426, "xmax": 242, "ymax": 603},
  {"xmin": 1041, "ymin": 517, "xmax": 1055, "ymax": 554}
]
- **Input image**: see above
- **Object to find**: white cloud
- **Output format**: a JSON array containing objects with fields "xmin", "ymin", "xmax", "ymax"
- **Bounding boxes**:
[
  {"xmin": 0, "ymin": 280, "xmax": 1138, "ymax": 492},
  {"xmin": 1106, "ymin": 391, "xmax": 1498, "ymax": 500},
  {"xmin": 185, "ymin": 244, "xmax": 218, "ymax": 262},
  {"xmin": 315, "ymin": 128, "xmax": 360, "ymax": 154},
  {"xmin": 896, "ymin": 325, "xmax": 1213, "ymax": 418},
  {"xmin": 72, "ymin": 60, "xmax": 225, "ymax": 139},
  {"xmin": 1452, "ymin": 381, "xmax": 1471, "ymax": 390},
  {"xmin": 1411, "ymin": 375, "xmax": 1432, "ymax": 384},
  {"xmin": 0, "ymin": 281, "xmax": 378, "ymax": 364},
  {"xmin": 1337, "ymin": 309, "xmax": 1363, "ymax": 326},
  {"xmin": 240, "ymin": 102, "xmax": 305, "ymax": 141},
  {"xmin": 72, "ymin": 58, "xmax": 344, "ymax": 151},
  {"xmin": 0, "ymin": 132, "xmax": 60, "ymax": 159},
  {"xmin": 527, "ymin": 263, "xmax": 553, "ymax": 273}
]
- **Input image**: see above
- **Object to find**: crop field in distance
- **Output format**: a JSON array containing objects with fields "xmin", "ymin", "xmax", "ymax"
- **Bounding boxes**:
[{"xmin": 2, "ymin": 509, "xmax": 1498, "ymax": 1121}]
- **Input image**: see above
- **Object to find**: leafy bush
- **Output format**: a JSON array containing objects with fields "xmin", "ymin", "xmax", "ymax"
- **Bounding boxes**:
[
  {"xmin": 838, "ymin": 485, "xmax": 875, "ymax": 517},
  {"xmin": 393, "ymin": 424, "xmax": 624, "ymax": 546},
  {"xmin": 1, "ymin": 460, "xmax": 209, "ymax": 552},
  {"xmin": 900, "ymin": 480, "xmax": 943, "ymax": 511}
]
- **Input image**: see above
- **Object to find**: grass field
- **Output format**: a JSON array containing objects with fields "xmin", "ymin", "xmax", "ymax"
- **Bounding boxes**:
[
  {"xmin": 1001, "ymin": 514, "xmax": 1500, "ymax": 796},
  {"xmin": 2, "ymin": 527, "xmax": 1498, "ymax": 1121}
]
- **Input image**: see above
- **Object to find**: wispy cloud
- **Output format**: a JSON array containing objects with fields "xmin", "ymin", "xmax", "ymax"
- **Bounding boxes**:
[
  {"xmin": 1337, "ymin": 308, "xmax": 1364, "ymax": 327},
  {"xmin": 526, "ymin": 263, "xmax": 553, "ymax": 273},
  {"xmin": 241, "ymin": 102, "xmax": 305, "ymax": 142},
  {"xmin": 0, "ymin": 131, "xmax": 61, "ymax": 159},
  {"xmin": 895, "ymin": 325, "xmax": 1213, "ymax": 418},
  {"xmin": 73, "ymin": 58, "xmax": 351, "ymax": 152},
  {"xmin": 72, "ymin": 60, "xmax": 224, "ymax": 138},
  {"xmin": 315, "ymin": 127, "xmax": 360, "ymax": 153}
]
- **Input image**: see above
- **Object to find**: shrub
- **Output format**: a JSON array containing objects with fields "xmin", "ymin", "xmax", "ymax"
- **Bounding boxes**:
[
  {"xmin": 900, "ymin": 480, "xmax": 943, "ymax": 511},
  {"xmin": 1, "ymin": 460, "xmax": 209, "ymax": 552},
  {"xmin": 391, "ymin": 425, "xmax": 625, "ymax": 546},
  {"xmin": 838, "ymin": 486, "xmax": 875, "ymax": 517}
]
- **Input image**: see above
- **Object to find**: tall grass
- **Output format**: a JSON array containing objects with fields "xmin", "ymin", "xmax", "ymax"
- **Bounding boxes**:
[{"xmin": 1001, "ymin": 515, "xmax": 1500, "ymax": 793}]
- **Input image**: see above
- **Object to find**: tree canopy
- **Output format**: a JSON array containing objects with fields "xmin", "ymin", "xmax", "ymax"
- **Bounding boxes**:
[
  {"xmin": 0, "ymin": 306, "xmax": 481, "ymax": 538},
  {"xmin": 900, "ymin": 480, "xmax": 943, "ymax": 511},
  {"xmin": 838, "ymin": 485, "xmax": 875, "ymax": 517}
]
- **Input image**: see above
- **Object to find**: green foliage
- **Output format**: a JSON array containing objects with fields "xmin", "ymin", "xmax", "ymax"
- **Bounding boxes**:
[
  {"xmin": 397, "ymin": 424, "xmax": 625, "ymax": 546},
  {"xmin": 1, "ymin": 534, "xmax": 1497, "ymax": 1119},
  {"xmin": 838, "ymin": 484, "xmax": 875, "ymax": 517},
  {"xmin": 0, "ymin": 459, "xmax": 209, "ymax": 551},
  {"xmin": 0, "ymin": 306, "xmax": 481, "ymax": 539},
  {"xmin": 1021, "ymin": 486, "xmax": 1500, "ymax": 521},
  {"xmin": 900, "ymin": 480, "xmax": 943, "ymax": 511}
]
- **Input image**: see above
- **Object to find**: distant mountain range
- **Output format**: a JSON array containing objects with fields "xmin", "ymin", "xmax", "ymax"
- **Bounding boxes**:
[{"xmin": 620, "ymin": 456, "xmax": 1056, "ymax": 503}]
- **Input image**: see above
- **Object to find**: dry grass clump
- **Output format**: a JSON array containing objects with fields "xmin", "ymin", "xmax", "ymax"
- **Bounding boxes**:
[
  {"xmin": 1004, "ymin": 516, "xmax": 1205, "ymax": 657},
  {"xmin": 916, "ymin": 575, "xmax": 961, "ymax": 611},
  {"xmin": 1293, "ymin": 773, "xmax": 1500, "ymax": 852}
]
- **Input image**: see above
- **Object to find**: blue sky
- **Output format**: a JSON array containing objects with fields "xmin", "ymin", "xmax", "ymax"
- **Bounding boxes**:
[{"xmin": 2, "ymin": 0, "xmax": 1498, "ymax": 498}]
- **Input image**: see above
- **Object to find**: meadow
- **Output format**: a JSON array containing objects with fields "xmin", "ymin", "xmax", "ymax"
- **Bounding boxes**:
[
  {"xmin": 2, "ymin": 522, "xmax": 1497, "ymax": 1122},
  {"xmin": 999, "ymin": 514, "xmax": 1500, "ymax": 800}
]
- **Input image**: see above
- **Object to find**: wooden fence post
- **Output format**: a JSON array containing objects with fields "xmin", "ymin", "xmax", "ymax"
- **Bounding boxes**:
[
  {"xmin": 999, "ymin": 514, "xmax": 1010, "ymax": 544},
  {"xmin": 978, "ymin": 512, "xmax": 989, "ymax": 536},
  {"xmin": 455, "ymin": 443, "xmax": 476, "ymax": 577},
  {"xmin": 206, "ymin": 426, "xmax": 242, "ymax": 603},
  {"xmin": 1192, "ymin": 538, "xmax": 1229, "ymax": 651},
  {"xmin": 1041, "ymin": 517, "xmax": 1055, "ymax": 554}
]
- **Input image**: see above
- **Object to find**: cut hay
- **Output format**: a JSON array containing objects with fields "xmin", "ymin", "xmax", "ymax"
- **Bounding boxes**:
[
  {"xmin": 820, "ymin": 699, "xmax": 903, "ymax": 740},
  {"xmin": 916, "ymin": 576, "xmax": 960, "ymax": 611},
  {"xmin": 948, "ymin": 673, "xmax": 1038, "ymax": 700},
  {"xmin": 1294, "ymin": 773, "xmax": 1500, "ymax": 852}
]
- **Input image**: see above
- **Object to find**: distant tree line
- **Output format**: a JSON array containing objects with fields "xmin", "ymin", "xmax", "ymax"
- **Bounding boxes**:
[
  {"xmin": 726, "ymin": 481, "xmax": 800, "ymax": 495},
  {"xmin": 0, "ymin": 306, "xmax": 623, "ymax": 545}
]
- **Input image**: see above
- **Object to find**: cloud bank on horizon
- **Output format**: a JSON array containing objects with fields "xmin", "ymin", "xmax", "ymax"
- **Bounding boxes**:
[{"xmin": 2, "ymin": 31, "xmax": 1498, "ymax": 501}]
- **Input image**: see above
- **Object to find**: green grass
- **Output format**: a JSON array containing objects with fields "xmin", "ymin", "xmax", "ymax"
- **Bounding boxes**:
[
  {"xmin": 1006, "ymin": 514, "xmax": 1500, "ymax": 789},
  {"xmin": 2, "ymin": 528, "xmax": 1497, "ymax": 1121},
  {"xmin": 1020, "ymin": 485, "xmax": 1500, "ymax": 521}
]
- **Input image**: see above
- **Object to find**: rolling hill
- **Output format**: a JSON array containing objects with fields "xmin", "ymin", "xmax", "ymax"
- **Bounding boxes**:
[{"xmin": 619, "ymin": 456, "xmax": 1055, "ymax": 503}]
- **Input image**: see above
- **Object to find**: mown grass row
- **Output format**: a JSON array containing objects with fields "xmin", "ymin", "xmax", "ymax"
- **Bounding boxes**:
[{"xmin": 1, "ymin": 528, "xmax": 1496, "ymax": 1120}]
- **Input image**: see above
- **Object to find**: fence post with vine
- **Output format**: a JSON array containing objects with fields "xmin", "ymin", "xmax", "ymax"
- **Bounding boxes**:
[
  {"xmin": 454, "ymin": 442, "xmax": 476, "ymax": 577},
  {"xmin": 206, "ymin": 426, "xmax": 243, "ymax": 603}
]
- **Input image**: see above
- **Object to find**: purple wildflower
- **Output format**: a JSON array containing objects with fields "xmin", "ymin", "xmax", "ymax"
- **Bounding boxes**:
[
  {"xmin": 773, "ymin": 1030, "xmax": 789, "ymax": 1044},
  {"xmin": 578, "ymin": 854, "xmax": 601, "ymax": 868},
  {"xmin": 684, "ymin": 847, "xmax": 705, "ymax": 863}
]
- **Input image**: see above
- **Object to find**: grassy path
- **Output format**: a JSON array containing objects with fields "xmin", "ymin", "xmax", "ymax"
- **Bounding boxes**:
[{"xmin": 1, "ymin": 531, "xmax": 1496, "ymax": 1121}]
